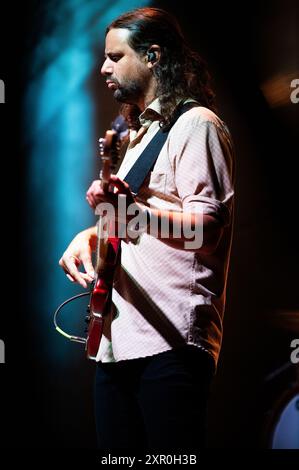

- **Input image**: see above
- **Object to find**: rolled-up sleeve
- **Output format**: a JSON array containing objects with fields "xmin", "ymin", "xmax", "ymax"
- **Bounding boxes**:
[{"xmin": 172, "ymin": 119, "xmax": 235, "ymax": 226}]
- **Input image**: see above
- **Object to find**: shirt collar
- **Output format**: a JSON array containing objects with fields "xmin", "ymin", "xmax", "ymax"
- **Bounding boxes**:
[
  {"xmin": 138, "ymin": 98, "xmax": 163, "ymax": 128},
  {"xmin": 138, "ymin": 97, "xmax": 200, "ymax": 129}
]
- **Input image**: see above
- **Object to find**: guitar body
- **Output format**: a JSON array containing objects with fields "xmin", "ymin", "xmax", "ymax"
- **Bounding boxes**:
[{"xmin": 86, "ymin": 237, "xmax": 120, "ymax": 360}]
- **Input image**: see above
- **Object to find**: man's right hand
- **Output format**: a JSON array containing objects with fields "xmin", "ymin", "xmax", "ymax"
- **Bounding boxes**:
[{"xmin": 59, "ymin": 226, "xmax": 97, "ymax": 288}]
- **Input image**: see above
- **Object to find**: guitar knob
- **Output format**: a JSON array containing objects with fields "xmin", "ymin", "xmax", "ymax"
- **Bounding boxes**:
[{"xmin": 85, "ymin": 315, "xmax": 90, "ymax": 323}]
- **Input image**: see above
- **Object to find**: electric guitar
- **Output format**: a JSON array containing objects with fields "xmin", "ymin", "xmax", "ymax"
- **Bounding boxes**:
[
  {"xmin": 53, "ymin": 117, "xmax": 127, "ymax": 356},
  {"xmin": 85, "ymin": 117, "xmax": 128, "ymax": 360}
]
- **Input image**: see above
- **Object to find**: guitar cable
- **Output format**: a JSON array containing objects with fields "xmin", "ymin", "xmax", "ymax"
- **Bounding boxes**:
[{"xmin": 53, "ymin": 291, "xmax": 90, "ymax": 344}]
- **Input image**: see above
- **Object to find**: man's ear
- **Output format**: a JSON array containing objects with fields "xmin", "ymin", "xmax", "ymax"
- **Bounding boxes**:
[{"xmin": 145, "ymin": 45, "xmax": 161, "ymax": 68}]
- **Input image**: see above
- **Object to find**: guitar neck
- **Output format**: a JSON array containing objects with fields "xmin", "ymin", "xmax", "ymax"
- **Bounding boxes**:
[
  {"xmin": 95, "ymin": 163, "xmax": 112, "ymax": 274},
  {"xmin": 95, "ymin": 130, "xmax": 117, "ymax": 274}
]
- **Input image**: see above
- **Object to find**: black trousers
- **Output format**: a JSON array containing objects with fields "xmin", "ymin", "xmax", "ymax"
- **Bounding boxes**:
[{"xmin": 94, "ymin": 345, "xmax": 215, "ymax": 451}]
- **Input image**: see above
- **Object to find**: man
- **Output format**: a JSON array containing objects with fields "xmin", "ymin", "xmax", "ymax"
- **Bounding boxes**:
[{"xmin": 59, "ymin": 7, "xmax": 234, "ymax": 451}]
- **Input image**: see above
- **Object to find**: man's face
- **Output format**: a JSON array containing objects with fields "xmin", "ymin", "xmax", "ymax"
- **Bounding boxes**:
[{"xmin": 101, "ymin": 28, "xmax": 152, "ymax": 105}]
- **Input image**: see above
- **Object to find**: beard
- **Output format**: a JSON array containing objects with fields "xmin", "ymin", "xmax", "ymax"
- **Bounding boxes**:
[
  {"xmin": 113, "ymin": 80, "xmax": 144, "ymax": 104},
  {"xmin": 110, "ymin": 70, "xmax": 151, "ymax": 105}
]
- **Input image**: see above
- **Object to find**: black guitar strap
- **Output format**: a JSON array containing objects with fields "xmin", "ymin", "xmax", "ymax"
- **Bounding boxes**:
[{"xmin": 124, "ymin": 101, "xmax": 199, "ymax": 195}]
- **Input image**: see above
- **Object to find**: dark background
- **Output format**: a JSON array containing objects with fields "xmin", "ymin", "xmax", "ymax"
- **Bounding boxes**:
[{"xmin": 0, "ymin": 0, "xmax": 298, "ymax": 455}]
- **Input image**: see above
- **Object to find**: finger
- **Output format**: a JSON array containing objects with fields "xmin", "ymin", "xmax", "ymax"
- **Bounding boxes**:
[
  {"xmin": 66, "ymin": 272, "xmax": 87, "ymax": 288},
  {"xmin": 62, "ymin": 256, "xmax": 88, "ymax": 288},
  {"xmin": 109, "ymin": 175, "xmax": 130, "ymax": 193},
  {"xmin": 86, "ymin": 188, "xmax": 110, "ymax": 209},
  {"xmin": 66, "ymin": 267, "xmax": 91, "ymax": 288},
  {"xmin": 86, "ymin": 180, "xmax": 102, "ymax": 194},
  {"xmin": 86, "ymin": 194, "xmax": 96, "ymax": 209},
  {"xmin": 109, "ymin": 176, "xmax": 135, "ymax": 205},
  {"xmin": 86, "ymin": 182, "xmax": 101, "ymax": 204},
  {"xmin": 81, "ymin": 272, "xmax": 94, "ymax": 284},
  {"xmin": 81, "ymin": 254, "xmax": 95, "ymax": 279}
]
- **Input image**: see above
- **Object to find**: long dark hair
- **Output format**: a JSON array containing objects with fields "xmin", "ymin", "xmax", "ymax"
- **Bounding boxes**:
[{"xmin": 107, "ymin": 7, "xmax": 217, "ymax": 128}]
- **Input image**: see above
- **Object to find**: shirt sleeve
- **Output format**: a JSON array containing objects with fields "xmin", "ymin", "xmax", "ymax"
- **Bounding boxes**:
[{"xmin": 171, "ymin": 118, "xmax": 235, "ymax": 226}]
